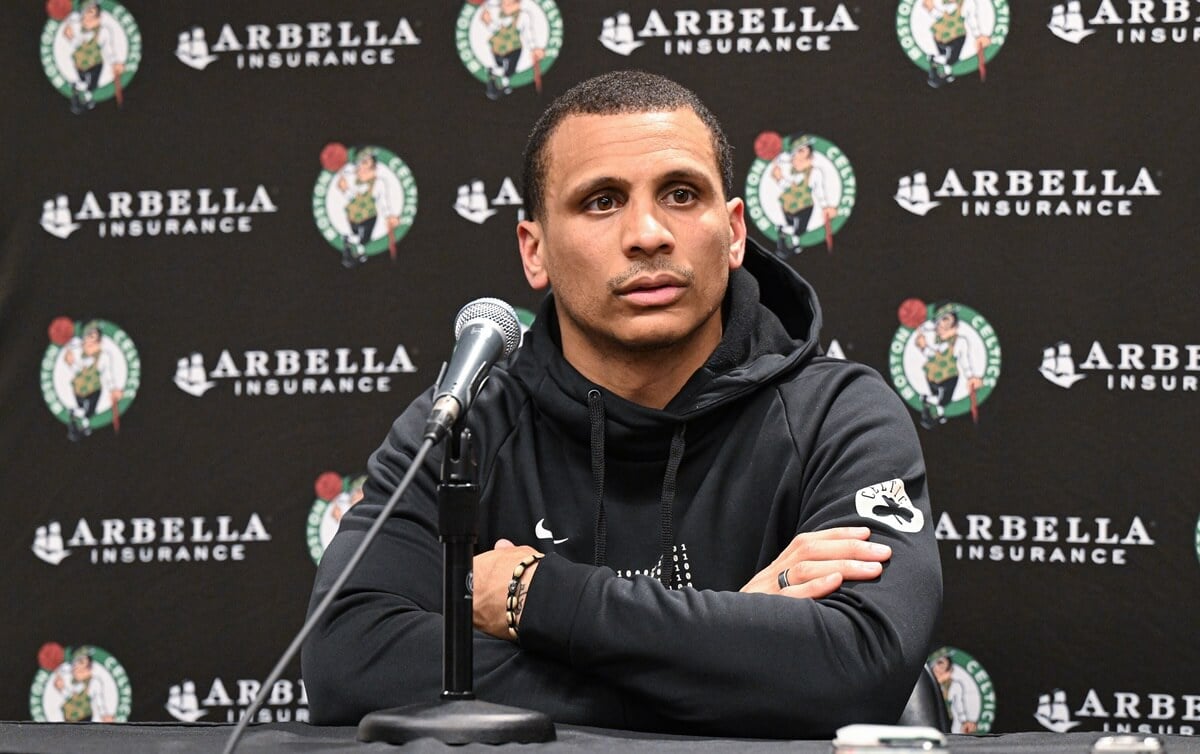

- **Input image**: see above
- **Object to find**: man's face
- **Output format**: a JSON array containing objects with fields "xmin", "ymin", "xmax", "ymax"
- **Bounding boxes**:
[
  {"xmin": 82, "ymin": 7, "xmax": 101, "ymax": 30},
  {"xmin": 518, "ymin": 109, "xmax": 745, "ymax": 363},
  {"xmin": 932, "ymin": 656, "xmax": 951, "ymax": 682}
]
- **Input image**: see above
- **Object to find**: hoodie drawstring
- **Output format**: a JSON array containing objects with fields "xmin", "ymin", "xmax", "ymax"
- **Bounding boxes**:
[
  {"xmin": 588, "ymin": 390, "xmax": 608, "ymax": 568},
  {"xmin": 586, "ymin": 389, "xmax": 688, "ymax": 589},
  {"xmin": 658, "ymin": 425, "xmax": 686, "ymax": 589}
]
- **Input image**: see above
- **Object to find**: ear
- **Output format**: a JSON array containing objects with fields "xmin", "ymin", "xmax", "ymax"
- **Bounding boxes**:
[
  {"xmin": 726, "ymin": 198, "xmax": 747, "ymax": 271},
  {"xmin": 517, "ymin": 219, "xmax": 550, "ymax": 290}
]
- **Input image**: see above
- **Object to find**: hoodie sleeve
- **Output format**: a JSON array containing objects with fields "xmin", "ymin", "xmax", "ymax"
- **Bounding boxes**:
[
  {"xmin": 301, "ymin": 389, "xmax": 660, "ymax": 730},
  {"xmin": 517, "ymin": 368, "xmax": 942, "ymax": 738}
]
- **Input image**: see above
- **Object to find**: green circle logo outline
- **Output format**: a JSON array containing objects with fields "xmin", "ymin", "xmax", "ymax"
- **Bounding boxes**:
[
  {"xmin": 744, "ymin": 133, "xmax": 857, "ymax": 249},
  {"xmin": 455, "ymin": 0, "xmax": 564, "ymax": 88},
  {"xmin": 30, "ymin": 644, "xmax": 133, "ymax": 722},
  {"xmin": 312, "ymin": 145, "xmax": 419, "ymax": 258},
  {"xmin": 41, "ymin": 318, "xmax": 141, "ymax": 430},
  {"xmin": 896, "ymin": 0, "xmax": 1010, "ymax": 75},
  {"xmin": 889, "ymin": 301, "xmax": 1001, "ymax": 420},
  {"xmin": 40, "ymin": 1, "xmax": 142, "ymax": 102},
  {"xmin": 927, "ymin": 645, "xmax": 996, "ymax": 734}
]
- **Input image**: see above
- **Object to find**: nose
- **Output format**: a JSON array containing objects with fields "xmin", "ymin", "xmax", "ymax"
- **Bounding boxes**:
[{"xmin": 621, "ymin": 195, "xmax": 675, "ymax": 257}]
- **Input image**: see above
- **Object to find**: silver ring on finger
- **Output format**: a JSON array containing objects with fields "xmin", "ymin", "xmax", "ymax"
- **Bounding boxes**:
[{"xmin": 777, "ymin": 568, "xmax": 790, "ymax": 589}]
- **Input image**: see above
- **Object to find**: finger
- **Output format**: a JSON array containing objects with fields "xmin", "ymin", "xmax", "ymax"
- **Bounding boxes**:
[
  {"xmin": 779, "ymin": 572, "xmax": 843, "ymax": 600},
  {"xmin": 786, "ymin": 559, "xmax": 883, "ymax": 585},
  {"xmin": 494, "ymin": 538, "xmax": 515, "ymax": 549},
  {"xmin": 781, "ymin": 537, "xmax": 892, "ymax": 565},
  {"xmin": 778, "ymin": 527, "xmax": 872, "ymax": 558}
]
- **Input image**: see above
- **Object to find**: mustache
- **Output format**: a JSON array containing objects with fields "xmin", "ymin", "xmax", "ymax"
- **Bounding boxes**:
[{"xmin": 606, "ymin": 260, "xmax": 694, "ymax": 292}]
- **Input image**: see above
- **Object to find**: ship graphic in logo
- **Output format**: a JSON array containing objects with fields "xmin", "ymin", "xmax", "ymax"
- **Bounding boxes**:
[
  {"xmin": 1048, "ymin": 2, "xmax": 1095, "ymax": 43},
  {"xmin": 1039, "ymin": 342, "xmax": 1087, "ymax": 389},
  {"xmin": 1034, "ymin": 688, "xmax": 1081, "ymax": 732}
]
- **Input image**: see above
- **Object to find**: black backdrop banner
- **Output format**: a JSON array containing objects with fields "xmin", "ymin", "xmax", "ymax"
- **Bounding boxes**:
[{"xmin": 2, "ymin": 0, "xmax": 1198, "ymax": 738}]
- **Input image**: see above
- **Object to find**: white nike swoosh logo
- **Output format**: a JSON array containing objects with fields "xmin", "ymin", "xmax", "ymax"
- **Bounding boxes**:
[{"xmin": 535, "ymin": 518, "xmax": 568, "ymax": 544}]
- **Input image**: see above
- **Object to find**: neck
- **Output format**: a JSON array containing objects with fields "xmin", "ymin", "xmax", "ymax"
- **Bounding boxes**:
[{"xmin": 559, "ymin": 317, "xmax": 722, "ymax": 410}]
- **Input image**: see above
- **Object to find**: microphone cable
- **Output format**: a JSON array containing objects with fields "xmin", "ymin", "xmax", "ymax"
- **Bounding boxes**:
[{"xmin": 221, "ymin": 435, "xmax": 436, "ymax": 754}]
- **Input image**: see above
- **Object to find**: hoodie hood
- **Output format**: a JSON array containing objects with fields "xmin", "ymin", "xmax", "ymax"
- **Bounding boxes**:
[
  {"xmin": 508, "ymin": 236, "xmax": 823, "ymax": 429},
  {"xmin": 503, "ymin": 238, "xmax": 824, "ymax": 587}
]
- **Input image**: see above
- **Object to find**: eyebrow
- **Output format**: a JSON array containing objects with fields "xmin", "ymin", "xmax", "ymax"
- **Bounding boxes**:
[{"xmin": 565, "ymin": 168, "xmax": 716, "ymax": 202}]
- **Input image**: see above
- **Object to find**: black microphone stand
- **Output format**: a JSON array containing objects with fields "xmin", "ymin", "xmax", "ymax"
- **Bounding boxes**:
[{"xmin": 357, "ymin": 425, "xmax": 555, "ymax": 744}]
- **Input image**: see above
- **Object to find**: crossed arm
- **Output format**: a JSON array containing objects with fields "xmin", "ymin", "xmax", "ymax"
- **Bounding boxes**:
[{"xmin": 473, "ymin": 527, "xmax": 893, "ymax": 638}]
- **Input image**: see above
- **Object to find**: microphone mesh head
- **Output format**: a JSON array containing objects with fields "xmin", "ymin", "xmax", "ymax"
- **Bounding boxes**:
[{"xmin": 454, "ymin": 298, "xmax": 522, "ymax": 357}]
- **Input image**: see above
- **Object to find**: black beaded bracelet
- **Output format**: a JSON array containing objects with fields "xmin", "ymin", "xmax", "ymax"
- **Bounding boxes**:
[{"xmin": 505, "ymin": 553, "xmax": 544, "ymax": 641}]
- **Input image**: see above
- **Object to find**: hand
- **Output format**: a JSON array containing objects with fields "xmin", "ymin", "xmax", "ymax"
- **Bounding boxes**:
[
  {"xmin": 532, "ymin": 48, "xmax": 545, "ymax": 63},
  {"xmin": 336, "ymin": 176, "xmax": 348, "ymax": 192},
  {"xmin": 64, "ymin": 24, "xmax": 75, "ymax": 40},
  {"xmin": 976, "ymin": 36, "xmax": 991, "ymax": 51},
  {"xmin": 915, "ymin": 333, "xmax": 927, "ymax": 349},
  {"xmin": 472, "ymin": 539, "xmax": 542, "ymax": 640},
  {"xmin": 740, "ymin": 527, "xmax": 891, "ymax": 600},
  {"xmin": 823, "ymin": 206, "xmax": 838, "ymax": 221},
  {"xmin": 386, "ymin": 216, "xmax": 400, "ymax": 230},
  {"xmin": 53, "ymin": 674, "xmax": 65, "ymax": 691},
  {"xmin": 967, "ymin": 376, "xmax": 983, "ymax": 392},
  {"xmin": 110, "ymin": 389, "xmax": 123, "ymax": 402},
  {"xmin": 480, "ymin": 9, "xmax": 492, "ymax": 25},
  {"xmin": 771, "ymin": 164, "xmax": 783, "ymax": 182},
  {"xmin": 64, "ymin": 349, "xmax": 76, "ymax": 366},
  {"xmin": 113, "ymin": 62, "xmax": 125, "ymax": 77}
]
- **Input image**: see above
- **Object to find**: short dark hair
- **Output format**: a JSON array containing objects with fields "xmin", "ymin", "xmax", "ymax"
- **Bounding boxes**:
[{"xmin": 521, "ymin": 70, "xmax": 734, "ymax": 221}]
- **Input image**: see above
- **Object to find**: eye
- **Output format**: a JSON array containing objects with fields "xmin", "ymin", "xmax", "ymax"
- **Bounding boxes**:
[
  {"xmin": 665, "ymin": 187, "xmax": 697, "ymax": 205},
  {"xmin": 584, "ymin": 194, "xmax": 620, "ymax": 212}
]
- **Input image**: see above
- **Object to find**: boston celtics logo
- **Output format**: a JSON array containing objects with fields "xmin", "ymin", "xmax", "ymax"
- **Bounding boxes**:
[
  {"xmin": 41, "ymin": 0, "xmax": 141, "ymax": 114},
  {"xmin": 897, "ymin": 0, "xmax": 1009, "ymax": 88},
  {"xmin": 456, "ymin": 0, "xmax": 563, "ymax": 100},
  {"xmin": 307, "ymin": 471, "xmax": 366, "ymax": 564},
  {"xmin": 313, "ymin": 143, "xmax": 417, "ymax": 269},
  {"xmin": 42, "ymin": 317, "xmax": 140, "ymax": 442},
  {"xmin": 31, "ymin": 643, "xmax": 132, "ymax": 722},
  {"xmin": 890, "ymin": 299, "xmax": 1000, "ymax": 430},
  {"xmin": 928, "ymin": 646, "xmax": 996, "ymax": 734},
  {"xmin": 745, "ymin": 130, "xmax": 856, "ymax": 258}
]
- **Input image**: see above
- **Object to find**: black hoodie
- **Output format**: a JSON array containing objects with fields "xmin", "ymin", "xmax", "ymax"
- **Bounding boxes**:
[{"xmin": 303, "ymin": 240, "xmax": 942, "ymax": 738}]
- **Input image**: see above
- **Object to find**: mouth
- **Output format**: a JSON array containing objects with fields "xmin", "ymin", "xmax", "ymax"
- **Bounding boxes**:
[{"xmin": 615, "ymin": 274, "xmax": 688, "ymax": 307}]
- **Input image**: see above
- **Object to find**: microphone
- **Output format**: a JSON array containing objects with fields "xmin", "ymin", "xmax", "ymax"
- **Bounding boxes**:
[{"xmin": 423, "ymin": 298, "xmax": 522, "ymax": 443}]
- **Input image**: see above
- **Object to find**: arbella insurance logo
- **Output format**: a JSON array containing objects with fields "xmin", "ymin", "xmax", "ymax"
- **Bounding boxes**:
[
  {"xmin": 897, "ymin": 0, "xmax": 1009, "ymax": 88},
  {"xmin": 456, "ymin": 0, "xmax": 563, "ymax": 100},
  {"xmin": 33, "ymin": 513, "xmax": 272, "ymax": 566},
  {"xmin": 598, "ymin": 5, "xmax": 860, "ymax": 57},
  {"xmin": 1035, "ymin": 686, "xmax": 1200, "ymax": 736},
  {"xmin": 41, "ymin": 0, "xmax": 140, "ymax": 114},
  {"xmin": 313, "ymin": 143, "xmax": 417, "ymax": 268},
  {"xmin": 745, "ymin": 130, "xmax": 856, "ymax": 257},
  {"xmin": 895, "ymin": 167, "xmax": 1161, "ymax": 218},
  {"xmin": 40, "ymin": 185, "xmax": 278, "ymax": 240},
  {"xmin": 1039, "ymin": 340, "xmax": 1200, "ymax": 393},
  {"xmin": 890, "ymin": 299, "xmax": 1000, "ymax": 430},
  {"xmin": 1048, "ymin": 1, "xmax": 1200, "ymax": 45},
  {"xmin": 167, "ymin": 677, "xmax": 307, "ymax": 723},
  {"xmin": 31, "ymin": 643, "xmax": 131, "ymax": 723},
  {"xmin": 174, "ymin": 16, "xmax": 420, "ymax": 71},
  {"xmin": 41, "ymin": 317, "xmax": 139, "ymax": 442}
]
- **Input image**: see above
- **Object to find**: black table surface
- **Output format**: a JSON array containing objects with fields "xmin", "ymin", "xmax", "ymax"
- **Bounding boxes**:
[{"xmin": 1, "ymin": 723, "xmax": 1198, "ymax": 754}]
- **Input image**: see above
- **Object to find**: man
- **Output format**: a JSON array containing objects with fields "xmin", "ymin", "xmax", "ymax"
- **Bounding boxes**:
[
  {"xmin": 915, "ymin": 305, "xmax": 983, "ymax": 429},
  {"xmin": 770, "ymin": 136, "xmax": 837, "ymax": 257},
  {"xmin": 304, "ymin": 71, "xmax": 940, "ymax": 738},
  {"xmin": 62, "ymin": 0, "xmax": 126, "ymax": 114}
]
